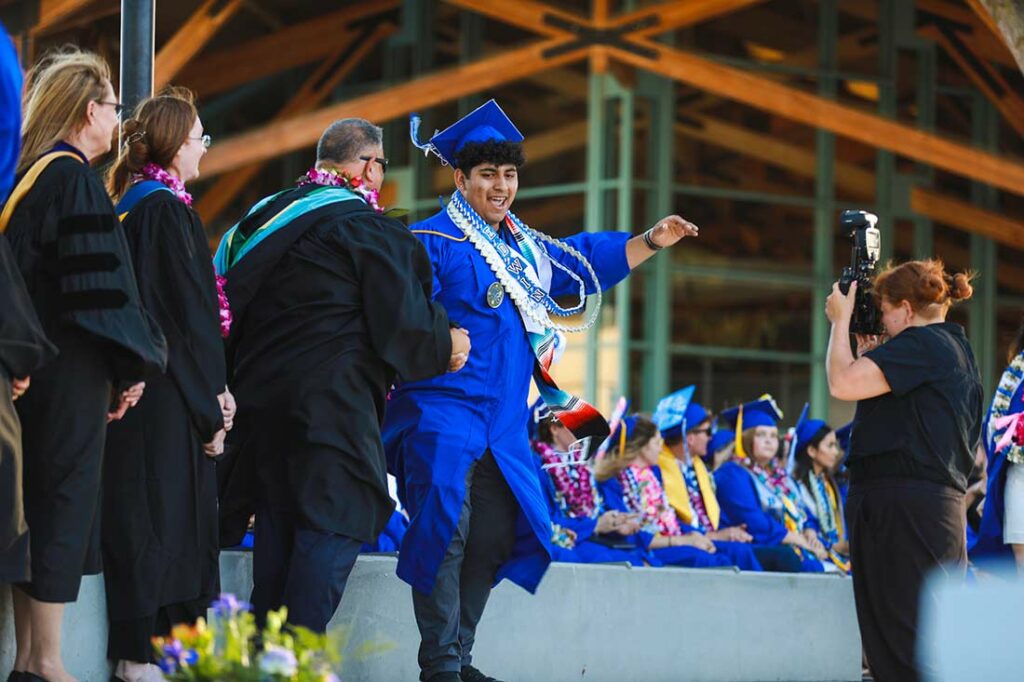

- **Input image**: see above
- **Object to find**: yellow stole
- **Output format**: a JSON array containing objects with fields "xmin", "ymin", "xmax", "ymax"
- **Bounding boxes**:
[
  {"xmin": 0, "ymin": 152, "xmax": 82, "ymax": 234},
  {"xmin": 658, "ymin": 445, "xmax": 721, "ymax": 531}
]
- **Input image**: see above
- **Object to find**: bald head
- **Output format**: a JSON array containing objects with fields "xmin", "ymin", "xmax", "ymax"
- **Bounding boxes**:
[{"xmin": 316, "ymin": 118, "xmax": 382, "ymax": 166}]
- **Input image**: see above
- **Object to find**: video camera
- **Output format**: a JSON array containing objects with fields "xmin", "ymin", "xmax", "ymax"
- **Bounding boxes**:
[{"xmin": 837, "ymin": 210, "xmax": 883, "ymax": 335}]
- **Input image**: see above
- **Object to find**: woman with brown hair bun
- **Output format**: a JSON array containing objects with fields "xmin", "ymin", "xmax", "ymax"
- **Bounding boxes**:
[
  {"xmin": 826, "ymin": 258, "xmax": 983, "ymax": 682},
  {"xmin": 2, "ymin": 47, "xmax": 167, "ymax": 682},
  {"xmin": 102, "ymin": 88, "xmax": 233, "ymax": 682}
]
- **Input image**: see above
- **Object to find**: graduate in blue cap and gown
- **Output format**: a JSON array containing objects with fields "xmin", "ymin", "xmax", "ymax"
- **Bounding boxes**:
[
  {"xmin": 706, "ymin": 428, "xmax": 736, "ymax": 471},
  {"xmin": 385, "ymin": 100, "xmax": 700, "ymax": 682},
  {"xmin": 789, "ymin": 406, "xmax": 851, "ymax": 572},
  {"xmin": 593, "ymin": 414, "xmax": 737, "ymax": 569},
  {"xmin": 530, "ymin": 401, "xmax": 650, "ymax": 566},
  {"xmin": 713, "ymin": 397, "xmax": 828, "ymax": 572},
  {"xmin": 651, "ymin": 387, "xmax": 763, "ymax": 571}
]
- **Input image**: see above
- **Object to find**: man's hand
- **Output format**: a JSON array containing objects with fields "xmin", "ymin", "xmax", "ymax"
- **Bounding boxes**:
[
  {"xmin": 449, "ymin": 327, "xmax": 471, "ymax": 373},
  {"xmin": 203, "ymin": 428, "xmax": 227, "ymax": 457},
  {"xmin": 107, "ymin": 382, "xmax": 145, "ymax": 422},
  {"xmin": 648, "ymin": 214, "xmax": 699, "ymax": 248},
  {"xmin": 11, "ymin": 376, "xmax": 30, "ymax": 401},
  {"xmin": 595, "ymin": 511, "xmax": 621, "ymax": 535},
  {"xmin": 679, "ymin": 532, "xmax": 716, "ymax": 553},
  {"xmin": 825, "ymin": 281, "xmax": 856, "ymax": 324},
  {"xmin": 218, "ymin": 388, "xmax": 236, "ymax": 432}
]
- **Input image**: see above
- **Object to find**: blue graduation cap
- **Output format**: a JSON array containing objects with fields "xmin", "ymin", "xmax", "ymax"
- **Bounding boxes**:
[
  {"xmin": 652, "ymin": 385, "xmax": 697, "ymax": 438},
  {"xmin": 410, "ymin": 99, "xmax": 524, "ymax": 167},
  {"xmin": 785, "ymin": 403, "xmax": 831, "ymax": 473},
  {"xmin": 527, "ymin": 397, "xmax": 550, "ymax": 441},
  {"xmin": 719, "ymin": 395, "xmax": 784, "ymax": 459},
  {"xmin": 708, "ymin": 429, "xmax": 736, "ymax": 457},
  {"xmin": 609, "ymin": 415, "xmax": 639, "ymax": 459}
]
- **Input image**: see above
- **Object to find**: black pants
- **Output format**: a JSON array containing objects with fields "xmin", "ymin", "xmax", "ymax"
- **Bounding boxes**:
[
  {"xmin": 751, "ymin": 544, "xmax": 803, "ymax": 573},
  {"xmin": 250, "ymin": 498, "xmax": 363, "ymax": 633},
  {"xmin": 107, "ymin": 597, "xmax": 207, "ymax": 661},
  {"xmin": 846, "ymin": 478, "xmax": 966, "ymax": 682},
  {"xmin": 413, "ymin": 451, "xmax": 519, "ymax": 680}
]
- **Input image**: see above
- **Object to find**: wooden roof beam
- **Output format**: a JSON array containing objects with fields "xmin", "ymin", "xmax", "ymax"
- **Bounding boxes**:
[
  {"xmin": 196, "ymin": 23, "xmax": 395, "ymax": 225},
  {"xmin": 919, "ymin": 23, "xmax": 1024, "ymax": 137},
  {"xmin": 176, "ymin": 1, "xmax": 400, "ymax": 98},
  {"xmin": 440, "ymin": 0, "xmax": 579, "ymax": 38},
  {"xmin": 200, "ymin": 37, "xmax": 589, "ymax": 178},
  {"xmin": 154, "ymin": 0, "xmax": 245, "ymax": 91},
  {"xmin": 610, "ymin": 37, "xmax": 1024, "ymax": 196},
  {"xmin": 610, "ymin": 0, "xmax": 768, "ymax": 39},
  {"xmin": 33, "ymin": 0, "xmax": 95, "ymax": 34}
]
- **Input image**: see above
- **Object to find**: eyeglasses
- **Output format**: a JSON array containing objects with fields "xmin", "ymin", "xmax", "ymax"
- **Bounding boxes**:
[
  {"xmin": 359, "ymin": 155, "xmax": 388, "ymax": 174},
  {"xmin": 96, "ymin": 100, "xmax": 125, "ymax": 117},
  {"xmin": 190, "ymin": 134, "xmax": 212, "ymax": 149}
]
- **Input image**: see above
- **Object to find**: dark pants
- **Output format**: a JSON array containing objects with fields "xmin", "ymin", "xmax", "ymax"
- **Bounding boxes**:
[
  {"xmin": 107, "ymin": 597, "xmax": 207, "ymax": 661},
  {"xmin": 846, "ymin": 478, "xmax": 966, "ymax": 682},
  {"xmin": 413, "ymin": 451, "xmax": 519, "ymax": 680},
  {"xmin": 251, "ymin": 499, "xmax": 362, "ymax": 633},
  {"xmin": 752, "ymin": 544, "xmax": 804, "ymax": 573}
]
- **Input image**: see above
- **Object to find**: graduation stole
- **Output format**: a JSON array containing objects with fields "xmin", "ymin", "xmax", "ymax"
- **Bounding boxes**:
[
  {"xmin": 213, "ymin": 186, "xmax": 361, "ymax": 274},
  {"xmin": 809, "ymin": 472, "xmax": 851, "ymax": 573},
  {"xmin": 0, "ymin": 151, "xmax": 81, "ymax": 234},
  {"xmin": 446, "ymin": 191, "xmax": 610, "ymax": 441},
  {"xmin": 657, "ymin": 446, "xmax": 720, "ymax": 531}
]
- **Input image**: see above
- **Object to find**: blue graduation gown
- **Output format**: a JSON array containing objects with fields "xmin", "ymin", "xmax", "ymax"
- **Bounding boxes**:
[
  {"xmin": 596, "ymin": 475, "xmax": 733, "ymax": 569},
  {"xmin": 651, "ymin": 466, "xmax": 762, "ymax": 572},
  {"xmin": 533, "ymin": 455, "xmax": 647, "ymax": 566},
  {"xmin": 383, "ymin": 209, "xmax": 632, "ymax": 594},
  {"xmin": 714, "ymin": 461, "xmax": 824, "ymax": 573}
]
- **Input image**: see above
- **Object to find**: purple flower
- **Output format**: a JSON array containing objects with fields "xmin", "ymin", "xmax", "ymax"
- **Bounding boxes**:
[
  {"xmin": 161, "ymin": 639, "xmax": 199, "ymax": 669},
  {"xmin": 211, "ymin": 592, "xmax": 251, "ymax": 617}
]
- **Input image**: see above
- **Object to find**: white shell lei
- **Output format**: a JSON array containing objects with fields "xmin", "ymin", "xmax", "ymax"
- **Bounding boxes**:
[
  {"xmin": 988, "ymin": 351, "xmax": 1024, "ymax": 465},
  {"xmin": 446, "ymin": 193, "xmax": 603, "ymax": 333}
]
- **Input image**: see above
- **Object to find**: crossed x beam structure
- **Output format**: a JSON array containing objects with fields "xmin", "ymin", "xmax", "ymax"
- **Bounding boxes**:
[{"xmin": 199, "ymin": 0, "xmax": 1024, "ymax": 209}]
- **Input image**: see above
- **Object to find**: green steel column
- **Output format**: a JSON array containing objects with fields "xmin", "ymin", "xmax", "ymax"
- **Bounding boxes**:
[
  {"xmin": 613, "ymin": 78, "xmax": 635, "ymax": 403},
  {"xmin": 913, "ymin": 41, "xmax": 936, "ymax": 258},
  {"xmin": 811, "ymin": 0, "xmax": 838, "ymax": 420},
  {"xmin": 584, "ymin": 73, "xmax": 609, "ymax": 404},
  {"xmin": 640, "ymin": 71, "xmax": 673, "ymax": 408},
  {"xmin": 876, "ymin": 0, "xmax": 896, "ymax": 263},
  {"xmin": 970, "ymin": 95, "xmax": 998, "ymax": 396}
]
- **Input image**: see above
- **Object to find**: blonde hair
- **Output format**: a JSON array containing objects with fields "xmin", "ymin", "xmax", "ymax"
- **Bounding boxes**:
[
  {"xmin": 593, "ymin": 417, "xmax": 659, "ymax": 482},
  {"xmin": 19, "ymin": 46, "xmax": 111, "ymax": 175},
  {"xmin": 107, "ymin": 87, "xmax": 198, "ymax": 200}
]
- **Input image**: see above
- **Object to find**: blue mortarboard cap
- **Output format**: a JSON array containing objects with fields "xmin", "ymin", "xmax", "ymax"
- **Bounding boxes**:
[
  {"xmin": 410, "ymin": 99, "xmax": 524, "ymax": 167},
  {"xmin": 708, "ymin": 429, "xmax": 736, "ymax": 456},
  {"xmin": 652, "ymin": 386, "xmax": 695, "ymax": 436},
  {"xmin": 785, "ymin": 403, "xmax": 831, "ymax": 473},
  {"xmin": 527, "ymin": 397, "xmax": 549, "ymax": 441},
  {"xmin": 719, "ymin": 395, "xmax": 784, "ymax": 432}
]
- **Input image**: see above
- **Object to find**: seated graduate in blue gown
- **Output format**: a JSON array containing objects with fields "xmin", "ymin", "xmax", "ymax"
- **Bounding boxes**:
[
  {"xmin": 530, "ymin": 401, "xmax": 648, "ymax": 566},
  {"xmin": 713, "ymin": 397, "xmax": 828, "ymax": 573},
  {"xmin": 594, "ymin": 415, "xmax": 738, "ymax": 569},
  {"xmin": 789, "ymin": 406, "xmax": 851, "ymax": 573},
  {"xmin": 705, "ymin": 428, "xmax": 735, "ymax": 473}
]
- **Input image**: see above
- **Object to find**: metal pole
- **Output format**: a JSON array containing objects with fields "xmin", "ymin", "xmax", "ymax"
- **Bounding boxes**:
[{"xmin": 119, "ymin": 0, "xmax": 155, "ymax": 114}]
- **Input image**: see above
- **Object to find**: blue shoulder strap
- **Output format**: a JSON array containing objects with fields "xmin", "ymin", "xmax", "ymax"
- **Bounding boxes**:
[{"xmin": 116, "ymin": 180, "xmax": 172, "ymax": 219}]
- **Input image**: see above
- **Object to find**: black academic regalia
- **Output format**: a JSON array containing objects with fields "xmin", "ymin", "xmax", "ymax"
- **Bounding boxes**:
[
  {"xmin": 0, "ymin": 235, "xmax": 56, "ymax": 583},
  {"xmin": 217, "ymin": 191, "xmax": 451, "ymax": 549},
  {"xmin": 3, "ymin": 154, "xmax": 167, "ymax": 602},
  {"xmin": 102, "ymin": 190, "xmax": 225, "ymax": 661}
]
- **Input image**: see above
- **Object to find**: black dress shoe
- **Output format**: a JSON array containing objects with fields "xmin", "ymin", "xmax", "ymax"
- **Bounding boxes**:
[
  {"xmin": 424, "ymin": 673, "xmax": 462, "ymax": 682},
  {"xmin": 460, "ymin": 665, "xmax": 503, "ymax": 682},
  {"xmin": 22, "ymin": 674, "xmax": 51, "ymax": 682},
  {"xmin": 7, "ymin": 672, "xmax": 25, "ymax": 682}
]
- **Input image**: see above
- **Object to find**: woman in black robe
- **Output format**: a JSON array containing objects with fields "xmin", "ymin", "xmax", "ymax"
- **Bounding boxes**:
[
  {"xmin": 3, "ymin": 48, "xmax": 166, "ymax": 682},
  {"xmin": 102, "ymin": 89, "xmax": 230, "ymax": 682}
]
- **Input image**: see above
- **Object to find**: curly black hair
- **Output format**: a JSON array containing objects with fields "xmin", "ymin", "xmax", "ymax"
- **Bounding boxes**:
[{"xmin": 453, "ymin": 139, "xmax": 526, "ymax": 172}]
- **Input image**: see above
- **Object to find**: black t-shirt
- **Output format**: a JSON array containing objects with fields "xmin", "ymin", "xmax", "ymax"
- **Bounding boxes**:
[{"xmin": 847, "ymin": 322, "xmax": 983, "ymax": 492}]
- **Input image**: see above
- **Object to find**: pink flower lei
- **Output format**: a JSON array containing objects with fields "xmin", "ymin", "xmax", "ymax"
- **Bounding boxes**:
[
  {"xmin": 298, "ymin": 166, "xmax": 383, "ymax": 214},
  {"xmin": 535, "ymin": 441, "xmax": 600, "ymax": 519},
  {"xmin": 135, "ymin": 162, "xmax": 192, "ymax": 207},
  {"xmin": 619, "ymin": 464, "xmax": 681, "ymax": 536}
]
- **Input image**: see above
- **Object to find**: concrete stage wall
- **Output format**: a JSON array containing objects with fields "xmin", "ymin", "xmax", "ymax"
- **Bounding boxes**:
[{"xmin": 2, "ymin": 552, "xmax": 862, "ymax": 681}]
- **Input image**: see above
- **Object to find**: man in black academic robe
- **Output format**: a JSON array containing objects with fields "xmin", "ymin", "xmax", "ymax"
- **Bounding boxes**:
[
  {"xmin": 216, "ymin": 118, "xmax": 463, "ymax": 632},
  {"xmin": 0, "ymin": 235, "xmax": 56, "ymax": 583}
]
